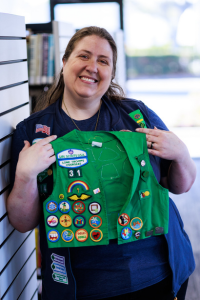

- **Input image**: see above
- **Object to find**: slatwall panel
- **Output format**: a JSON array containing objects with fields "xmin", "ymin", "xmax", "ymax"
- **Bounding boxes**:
[{"xmin": 0, "ymin": 12, "xmax": 37, "ymax": 300}]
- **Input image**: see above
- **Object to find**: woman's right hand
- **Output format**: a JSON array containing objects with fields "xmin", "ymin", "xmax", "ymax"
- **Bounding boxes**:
[{"xmin": 16, "ymin": 135, "xmax": 57, "ymax": 181}]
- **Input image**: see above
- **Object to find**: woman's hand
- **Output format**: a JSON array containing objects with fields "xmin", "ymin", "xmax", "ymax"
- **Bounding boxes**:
[
  {"xmin": 135, "ymin": 127, "xmax": 196, "ymax": 194},
  {"xmin": 135, "ymin": 127, "xmax": 188, "ymax": 163},
  {"xmin": 16, "ymin": 135, "xmax": 57, "ymax": 181}
]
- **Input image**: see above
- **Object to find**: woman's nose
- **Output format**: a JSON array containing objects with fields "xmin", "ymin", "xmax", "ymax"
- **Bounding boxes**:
[{"xmin": 85, "ymin": 59, "xmax": 98, "ymax": 73}]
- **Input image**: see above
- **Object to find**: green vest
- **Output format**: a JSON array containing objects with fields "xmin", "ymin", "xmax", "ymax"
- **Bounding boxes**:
[{"xmin": 43, "ymin": 130, "xmax": 169, "ymax": 248}]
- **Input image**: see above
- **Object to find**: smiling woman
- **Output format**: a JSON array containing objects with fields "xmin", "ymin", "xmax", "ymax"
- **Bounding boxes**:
[{"xmin": 7, "ymin": 26, "xmax": 196, "ymax": 300}]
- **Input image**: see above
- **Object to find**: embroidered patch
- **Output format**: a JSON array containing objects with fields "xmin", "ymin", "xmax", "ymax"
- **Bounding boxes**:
[
  {"xmin": 38, "ymin": 169, "xmax": 53, "ymax": 182},
  {"xmin": 47, "ymin": 230, "xmax": 60, "ymax": 242},
  {"xmin": 89, "ymin": 216, "xmax": 102, "ymax": 228},
  {"xmin": 121, "ymin": 227, "xmax": 132, "ymax": 240},
  {"xmin": 46, "ymin": 201, "xmax": 58, "ymax": 213},
  {"xmin": 51, "ymin": 253, "xmax": 68, "ymax": 284},
  {"xmin": 67, "ymin": 193, "xmax": 91, "ymax": 201},
  {"xmin": 58, "ymin": 158, "xmax": 88, "ymax": 169},
  {"xmin": 155, "ymin": 227, "xmax": 164, "ymax": 234},
  {"xmin": 38, "ymin": 183, "xmax": 48, "ymax": 194},
  {"xmin": 93, "ymin": 188, "xmax": 100, "ymax": 194},
  {"xmin": 47, "ymin": 215, "xmax": 59, "ymax": 227},
  {"xmin": 118, "ymin": 213, "xmax": 130, "ymax": 226},
  {"xmin": 60, "ymin": 215, "xmax": 72, "ymax": 227},
  {"xmin": 92, "ymin": 141, "xmax": 102, "ymax": 147},
  {"xmin": 134, "ymin": 232, "xmax": 141, "ymax": 239},
  {"xmin": 139, "ymin": 190, "xmax": 150, "ymax": 199},
  {"xmin": 72, "ymin": 201, "xmax": 86, "ymax": 214},
  {"xmin": 145, "ymin": 230, "xmax": 153, "ymax": 237},
  {"xmin": 35, "ymin": 124, "xmax": 50, "ymax": 135},
  {"xmin": 68, "ymin": 169, "xmax": 82, "ymax": 178},
  {"xmin": 75, "ymin": 229, "xmax": 88, "ymax": 242},
  {"xmin": 59, "ymin": 194, "xmax": 65, "ymax": 200},
  {"xmin": 61, "ymin": 229, "xmax": 74, "ymax": 242},
  {"xmin": 57, "ymin": 149, "xmax": 87, "ymax": 159},
  {"xmin": 88, "ymin": 202, "xmax": 101, "ymax": 215},
  {"xmin": 73, "ymin": 215, "xmax": 86, "ymax": 228},
  {"xmin": 134, "ymin": 113, "xmax": 141, "ymax": 119},
  {"xmin": 130, "ymin": 217, "xmax": 143, "ymax": 231},
  {"xmin": 59, "ymin": 201, "xmax": 70, "ymax": 213},
  {"xmin": 90, "ymin": 229, "xmax": 103, "ymax": 242},
  {"xmin": 67, "ymin": 181, "xmax": 89, "ymax": 193}
]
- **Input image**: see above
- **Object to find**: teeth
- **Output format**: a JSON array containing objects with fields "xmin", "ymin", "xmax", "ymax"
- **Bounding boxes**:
[{"xmin": 80, "ymin": 77, "xmax": 95, "ymax": 83}]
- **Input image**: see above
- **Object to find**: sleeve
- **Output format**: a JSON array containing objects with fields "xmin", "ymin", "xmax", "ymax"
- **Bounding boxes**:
[
  {"xmin": 10, "ymin": 121, "xmax": 31, "ymax": 191},
  {"xmin": 146, "ymin": 107, "xmax": 171, "ymax": 178}
]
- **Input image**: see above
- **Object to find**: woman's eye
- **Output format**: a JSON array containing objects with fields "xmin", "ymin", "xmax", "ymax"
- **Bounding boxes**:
[
  {"xmin": 100, "ymin": 60, "xmax": 108, "ymax": 65},
  {"xmin": 80, "ymin": 55, "xmax": 88, "ymax": 59}
]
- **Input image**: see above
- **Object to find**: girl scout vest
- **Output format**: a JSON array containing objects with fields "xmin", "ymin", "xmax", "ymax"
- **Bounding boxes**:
[{"xmin": 43, "ymin": 130, "xmax": 169, "ymax": 248}]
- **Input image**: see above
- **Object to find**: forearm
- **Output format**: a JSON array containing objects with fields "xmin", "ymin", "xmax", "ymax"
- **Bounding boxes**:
[
  {"xmin": 167, "ymin": 154, "xmax": 196, "ymax": 194},
  {"xmin": 7, "ymin": 174, "xmax": 41, "ymax": 232}
]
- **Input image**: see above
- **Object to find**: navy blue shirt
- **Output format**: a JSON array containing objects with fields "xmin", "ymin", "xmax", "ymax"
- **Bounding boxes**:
[{"xmin": 10, "ymin": 97, "xmax": 172, "ymax": 300}]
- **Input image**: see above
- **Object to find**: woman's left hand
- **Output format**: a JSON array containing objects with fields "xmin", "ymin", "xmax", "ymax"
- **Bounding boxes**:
[{"xmin": 135, "ymin": 126, "xmax": 188, "ymax": 163}]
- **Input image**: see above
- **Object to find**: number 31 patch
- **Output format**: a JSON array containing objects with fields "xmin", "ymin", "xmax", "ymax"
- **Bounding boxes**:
[{"xmin": 68, "ymin": 169, "xmax": 82, "ymax": 178}]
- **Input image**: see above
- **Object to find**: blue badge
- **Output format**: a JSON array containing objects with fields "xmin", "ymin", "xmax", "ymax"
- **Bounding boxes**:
[
  {"xmin": 130, "ymin": 217, "xmax": 143, "ymax": 231},
  {"xmin": 59, "ymin": 201, "xmax": 71, "ymax": 213},
  {"xmin": 61, "ymin": 229, "xmax": 74, "ymax": 242},
  {"xmin": 73, "ymin": 215, "xmax": 86, "ymax": 228},
  {"xmin": 47, "ymin": 230, "xmax": 60, "ymax": 242},
  {"xmin": 46, "ymin": 201, "xmax": 58, "ymax": 213},
  {"xmin": 121, "ymin": 227, "xmax": 132, "ymax": 240}
]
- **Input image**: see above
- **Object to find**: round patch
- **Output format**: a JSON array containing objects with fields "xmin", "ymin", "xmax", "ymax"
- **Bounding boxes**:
[
  {"xmin": 121, "ymin": 227, "xmax": 132, "ymax": 240},
  {"xmin": 60, "ymin": 214, "xmax": 72, "ymax": 227},
  {"xmin": 47, "ymin": 230, "xmax": 60, "ymax": 242},
  {"xmin": 141, "ymin": 160, "xmax": 146, "ymax": 167},
  {"xmin": 72, "ymin": 201, "xmax": 85, "ymax": 214},
  {"xmin": 89, "ymin": 216, "xmax": 102, "ymax": 228},
  {"xmin": 75, "ymin": 229, "xmax": 88, "ymax": 242},
  {"xmin": 61, "ymin": 229, "xmax": 74, "ymax": 242},
  {"xmin": 130, "ymin": 217, "xmax": 143, "ymax": 231},
  {"xmin": 46, "ymin": 215, "xmax": 58, "ymax": 227},
  {"xmin": 135, "ymin": 232, "xmax": 141, "ymax": 239},
  {"xmin": 59, "ymin": 201, "xmax": 70, "ymax": 213},
  {"xmin": 59, "ymin": 194, "xmax": 65, "ymax": 200},
  {"xmin": 73, "ymin": 215, "xmax": 86, "ymax": 228},
  {"xmin": 134, "ymin": 113, "xmax": 141, "ymax": 119},
  {"xmin": 118, "ymin": 213, "xmax": 130, "ymax": 226},
  {"xmin": 88, "ymin": 202, "xmax": 101, "ymax": 215},
  {"xmin": 46, "ymin": 201, "xmax": 58, "ymax": 213},
  {"xmin": 90, "ymin": 229, "xmax": 103, "ymax": 242}
]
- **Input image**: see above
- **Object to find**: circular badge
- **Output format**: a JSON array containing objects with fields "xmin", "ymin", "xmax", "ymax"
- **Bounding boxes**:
[
  {"xmin": 130, "ymin": 217, "xmax": 143, "ymax": 231},
  {"xmin": 47, "ymin": 230, "xmax": 60, "ymax": 242},
  {"xmin": 75, "ymin": 229, "xmax": 88, "ymax": 242},
  {"xmin": 89, "ymin": 215, "xmax": 102, "ymax": 228},
  {"xmin": 59, "ymin": 194, "xmax": 65, "ymax": 200},
  {"xmin": 141, "ymin": 160, "xmax": 146, "ymax": 167},
  {"xmin": 72, "ymin": 201, "xmax": 85, "ymax": 214},
  {"xmin": 134, "ymin": 113, "xmax": 141, "ymax": 119},
  {"xmin": 60, "ymin": 215, "xmax": 72, "ymax": 227},
  {"xmin": 90, "ymin": 229, "xmax": 103, "ymax": 242},
  {"xmin": 46, "ymin": 201, "xmax": 58, "ymax": 213},
  {"xmin": 88, "ymin": 202, "xmax": 101, "ymax": 215},
  {"xmin": 135, "ymin": 232, "xmax": 141, "ymax": 239},
  {"xmin": 73, "ymin": 215, "xmax": 86, "ymax": 228},
  {"xmin": 59, "ymin": 201, "xmax": 70, "ymax": 213},
  {"xmin": 121, "ymin": 227, "xmax": 132, "ymax": 240},
  {"xmin": 61, "ymin": 229, "xmax": 74, "ymax": 242},
  {"xmin": 118, "ymin": 213, "xmax": 130, "ymax": 226},
  {"xmin": 46, "ymin": 215, "xmax": 58, "ymax": 227}
]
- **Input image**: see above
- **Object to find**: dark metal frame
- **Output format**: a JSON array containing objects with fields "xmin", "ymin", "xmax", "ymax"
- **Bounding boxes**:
[{"xmin": 50, "ymin": 0, "xmax": 123, "ymax": 29}]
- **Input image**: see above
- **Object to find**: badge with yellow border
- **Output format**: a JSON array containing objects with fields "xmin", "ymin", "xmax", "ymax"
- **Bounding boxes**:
[
  {"xmin": 60, "ymin": 215, "xmax": 72, "ymax": 227},
  {"xmin": 130, "ymin": 217, "xmax": 143, "ymax": 231},
  {"xmin": 90, "ymin": 229, "xmax": 103, "ymax": 242},
  {"xmin": 61, "ymin": 229, "xmax": 74, "ymax": 242}
]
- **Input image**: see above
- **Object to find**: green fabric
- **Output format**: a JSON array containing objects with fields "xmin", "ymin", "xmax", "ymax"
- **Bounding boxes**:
[
  {"xmin": 43, "ymin": 130, "xmax": 169, "ymax": 248},
  {"xmin": 129, "ymin": 109, "xmax": 147, "ymax": 128}
]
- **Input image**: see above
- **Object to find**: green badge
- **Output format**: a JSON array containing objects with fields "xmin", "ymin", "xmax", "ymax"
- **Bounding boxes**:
[
  {"xmin": 38, "ymin": 183, "xmax": 48, "ymax": 194},
  {"xmin": 68, "ymin": 169, "xmax": 82, "ymax": 178}
]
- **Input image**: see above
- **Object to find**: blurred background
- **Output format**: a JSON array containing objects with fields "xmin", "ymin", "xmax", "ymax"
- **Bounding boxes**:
[{"xmin": 0, "ymin": 1, "xmax": 200, "ymax": 299}]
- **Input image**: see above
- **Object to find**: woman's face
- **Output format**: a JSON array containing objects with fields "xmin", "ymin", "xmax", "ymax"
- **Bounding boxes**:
[{"xmin": 62, "ymin": 35, "xmax": 113, "ymax": 104}]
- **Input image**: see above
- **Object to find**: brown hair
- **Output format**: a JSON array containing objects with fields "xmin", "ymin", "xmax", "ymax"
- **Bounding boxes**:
[{"xmin": 33, "ymin": 26, "xmax": 125, "ymax": 113}]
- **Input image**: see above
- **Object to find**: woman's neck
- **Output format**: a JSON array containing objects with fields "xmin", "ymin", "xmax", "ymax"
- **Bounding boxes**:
[{"xmin": 62, "ymin": 93, "xmax": 101, "ymax": 121}]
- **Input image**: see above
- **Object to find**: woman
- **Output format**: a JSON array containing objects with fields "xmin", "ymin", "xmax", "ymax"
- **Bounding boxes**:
[{"xmin": 7, "ymin": 26, "xmax": 196, "ymax": 300}]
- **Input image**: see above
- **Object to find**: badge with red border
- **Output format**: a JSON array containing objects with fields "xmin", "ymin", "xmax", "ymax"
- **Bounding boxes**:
[
  {"xmin": 118, "ymin": 213, "xmax": 130, "ymax": 226},
  {"xmin": 75, "ymin": 229, "xmax": 88, "ymax": 242},
  {"xmin": 72, "ymin": 201, "xmax": 85, "ymax": 214}
]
